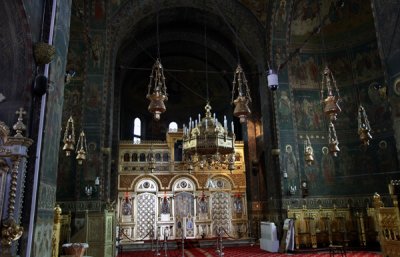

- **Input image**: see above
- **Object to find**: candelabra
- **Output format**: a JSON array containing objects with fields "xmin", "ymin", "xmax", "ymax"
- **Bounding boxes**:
[
  {"xmin": 62, "ymin": 116, "xmax": 75, "ymax": 156},
  {"xmin": 358, "ymin": 105, "xmax": 372, "ymax": 146},
  {"xmin": 232, "ymin": 64, "xmax": 252, "ymax": 123},
  {"xmin": 321, "ymin": 66, "xmax": 341, "ymax": 122},
  {"xmin": 147, "ymin": 59, "xmax": 168, "ymax": 120},
  {"xmin": 304, "ymin": 135, "xmax": 315, "ymax": 166},
  {"xmin": 328, "ymin": 122, "xmax": 340, "ymax": 157},
  {"xmin": 183, "ymin": 103, "xmax": 235, "ymax": 173},
  {"xmin": 288, "ymin": 185, "xmax": 297, "ymax": 196}
]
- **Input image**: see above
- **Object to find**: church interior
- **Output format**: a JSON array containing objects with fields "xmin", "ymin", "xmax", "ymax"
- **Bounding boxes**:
[{"xmin": 1, "ymin": 0, "xmax": 400, "ymax": 256}]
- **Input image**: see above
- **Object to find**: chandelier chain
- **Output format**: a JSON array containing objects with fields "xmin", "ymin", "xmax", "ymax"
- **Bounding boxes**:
[
  {"xmin": 156, "ymin": 0, "xmax": 161, "ymax": 60},
  {"xmin": 204, "ymin": 17, "xmax": 209, "ymax": 103}
]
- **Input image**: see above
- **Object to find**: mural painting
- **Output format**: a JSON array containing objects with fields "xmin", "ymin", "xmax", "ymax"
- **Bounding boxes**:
[
  {"xmin": 293, "ymin": 90, "xmax": 325, "ymax": 131},
  {"xmin": 291, "ymin": 0, "xmax": 373, "ymax": 45},
  {"xmin": 87, "ymin": 32, "xmax": 105, "ymax": 73},
  {"xmin": 289, "ymin": 54, "xmax": 321, "ymax": 89},
  {"xmin": 277, "ymin": 90, "xmax": 293, "ymax": 129}
]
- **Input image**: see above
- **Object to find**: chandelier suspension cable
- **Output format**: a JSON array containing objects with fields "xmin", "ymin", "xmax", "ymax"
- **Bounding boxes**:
[
  {"xmin": 156, "ymin": 0, "xmax": 161, "ymax": 60},
  {"xmin": 204, "ymin": 16, "xmax": 209, "ymax": 103},
  {"xmin": 318, "ymin": 0, "xmax": 327, "ymax": 67},
  {"xmin": 212, "ymin": 0, "xmax": 256, "ymax": 62},
  {"xmin": 131, "ymin": 36, "xmax": 207, "ymax": 101},
  {"xmin": 235, "ymin": 27, "xmax": 240, "ymax": 65},
  {"xmin": 146, "ymin": 2, "xmax": 168, "ymax": 121},
  {"xmin": 346, "ymin": 8, "xmax": 372, "ymax": 146},
  {"xmin": 277, "ymin": 0, "xmax": 345, "ymax": 72}
]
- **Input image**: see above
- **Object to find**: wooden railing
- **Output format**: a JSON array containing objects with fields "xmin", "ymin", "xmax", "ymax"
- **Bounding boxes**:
[
  {"xmin": 372, "ymin": 184, "xmax": 400, "ymax": 257},
  {"xmin": 287, "ymin": 206, "xmax": 375, "ymax": 249}
]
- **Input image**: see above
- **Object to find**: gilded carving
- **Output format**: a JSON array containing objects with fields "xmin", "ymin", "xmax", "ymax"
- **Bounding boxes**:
[
  {"xmin": 229, "ymin": 173, "xmax": 246, "ymax": 187},
  {"xmin": 156, "ymin": 174, "xmax": 174, "ymax": 188},
  {"xmin": 119, "ymin": 175, "xmax": 137, "ymax": 189}
]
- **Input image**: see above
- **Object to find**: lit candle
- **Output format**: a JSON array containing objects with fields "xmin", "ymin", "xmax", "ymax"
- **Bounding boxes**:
[{"xmin": 224, "ymin": 116, "xmax": 227, "ymax": 130}]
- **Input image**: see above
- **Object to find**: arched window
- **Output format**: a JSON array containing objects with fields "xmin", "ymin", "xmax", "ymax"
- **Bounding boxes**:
[
  {"xmin": 133, "ymin": 118, "xmax": 141, "ymax": 144},
  {"xmin": 168, "ymin": 122, "xmax": 178, "ymax": 132}
]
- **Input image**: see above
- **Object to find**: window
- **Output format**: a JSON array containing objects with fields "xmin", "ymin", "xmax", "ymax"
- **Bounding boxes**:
[
  {"xmin": 133, "ymin": 118, "xmax": 141, "ymax": 144},
  {"xmin": 168, "ymin": 122, "xmax": 178, "ymax": 132}
]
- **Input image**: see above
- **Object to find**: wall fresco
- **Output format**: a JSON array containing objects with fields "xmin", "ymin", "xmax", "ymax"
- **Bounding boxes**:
[
  {"xmin": 288, "ymin": 54, "xmax": 321, "ymax": 89},
  {"xmin": 293, "ymin": 90, "xmax": 326, "ymax": 131},
  {"xmin": 291, "ymin": 0, "xmax": 374, "ymax": 46}
]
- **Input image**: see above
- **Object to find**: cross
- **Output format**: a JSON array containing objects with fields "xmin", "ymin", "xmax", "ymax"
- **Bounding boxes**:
[{"xmin": 15, "ymin": 108, "xmax": 26, "ymax": 120}]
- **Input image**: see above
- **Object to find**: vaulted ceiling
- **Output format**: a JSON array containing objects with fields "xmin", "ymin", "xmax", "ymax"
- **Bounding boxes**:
[{"xmin": 115, "ymin": 2, "xmax": 267, "ymax": 140}]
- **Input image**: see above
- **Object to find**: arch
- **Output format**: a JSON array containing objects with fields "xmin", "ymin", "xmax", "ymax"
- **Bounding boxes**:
[
  {"xmin": 133, "ymin": 117, "xmax": 141, "ymax": 143},
  {"xmin": 168, "ymin": 174, "xmax": 201, "ymax": 190},
  {"xmin": 123, "ymin": 153, "xmax": 130, "ymax": 162},
  {"xmin": 108, "ymin": 0, "xmax": 268, "ymax": 143},
  {"xmin": 131, "ymin": 174, "xmax": 162, "ymax": 191},
  {"xmin": 135, "ymin": 178, "xmax": 158, "ymax": 192},
  {"xmin": 172, "ymin": 177, "xmax": 196, "ymax": 192},
  {"xmin": 205, "ymin": 174, "xmax": 235, "ymax": 190}
]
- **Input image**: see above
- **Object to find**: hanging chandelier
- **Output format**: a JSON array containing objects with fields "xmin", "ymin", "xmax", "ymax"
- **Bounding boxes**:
[
  {"xmin": 182, "ymin": 103, "xmax": 236, "ymax": 172},
  {"xmin": 358, "ymin": 105, "xmax": 372, "ymax": 146},
  {"xmin": 147, "ymin": 59, "xmax": 168, "ymax": 121},
  {"xmin": 328, "ymin": 122, "xmax": 340, "ymax": 157},
  {"xmin": 304, "ymin": 135, "xmax": 315, "ymax": 166},
  {"xmin": 232, "ymin": 64, "xmax": 252, "ymax": 123},
  {"xmin": 321, "ymin": 66, "xmax": 341, "ymax": 122},
  {"xmin": 75, "ymin": 130, "xmax": 88, "ymax": 165},
  {"xmin": 62, "ymin": 116, "xmax": 75, "ymax": 156}
]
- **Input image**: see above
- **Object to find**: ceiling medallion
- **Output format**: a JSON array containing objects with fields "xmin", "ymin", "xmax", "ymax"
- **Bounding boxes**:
[{"xmin": 182, "ymin": 103, "xmax": 235, "ymax": 172}]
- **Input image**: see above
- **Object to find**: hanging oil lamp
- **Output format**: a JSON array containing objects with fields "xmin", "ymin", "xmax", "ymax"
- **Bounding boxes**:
[
  {"xmin": 321, "ymin": 66, "xmax": 341, "ymax": 122},
  {"xmin": 232, "ymin": 64, "xmax": 252, "ymax": 123},
  {"xmin": 147, "ymin": 59, "xmax": 168, "ymax": 121},
  {"xmin": 358, "ymin": 105, "xmax": 372, "ymax": 146},
  {"xmin": 75, "ymin": 130, "xmax": 87, "ymax": 165},
  {"xmin": 328, "ymin": 122, "xmax": 340, "ymax": 157},
  {"xmin": 304, "ymin": 135, "xmax": 315, "ymax": 166},
  {"xmin": 62, "ymin": 116, "xmax": 75, "ymax": 156}
]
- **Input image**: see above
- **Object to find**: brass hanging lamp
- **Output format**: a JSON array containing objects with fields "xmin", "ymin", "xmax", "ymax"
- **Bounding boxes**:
[
  {"xmin": 147, "ymin": 59, "xmax": 168, "ymax": 121},
  {"xmin": 146, "ymin": 3, "xmax": 167, "ymax": 121},
  {"xmin": 62, "ymin": 116, "xmax": 75, "ymax": 156},
  {"xmin": 232, "ymin": 64, "xmax": 252, "ymax": 123},
  {"xmin": 75, "ymin": 130, "xmax": 88, "ymax": 165},
  {"xmin": 328, "ymin": 122, "xmax": 340, "ymax": 157},
  {"xmin": 358, "ymin": 105, "xmax": 372, "ymax": 146},
  {"xmin": 304, "ymin": 135, "xmax": 315, "ymax": 166},
  {"xmin": 321, "ymin": 66, "xmax": 341, "ymax": 122}
]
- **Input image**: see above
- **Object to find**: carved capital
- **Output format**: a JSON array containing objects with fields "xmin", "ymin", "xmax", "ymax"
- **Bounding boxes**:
[{"xmin": 1, "ymin": 217, "xmax": 23, "ymax": 247}]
